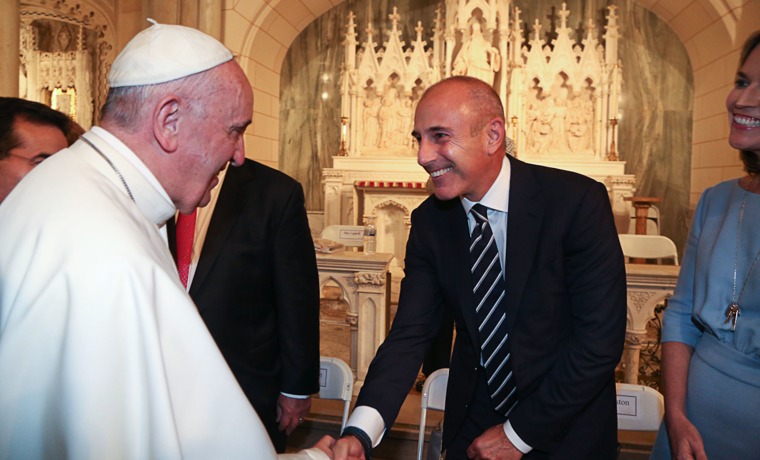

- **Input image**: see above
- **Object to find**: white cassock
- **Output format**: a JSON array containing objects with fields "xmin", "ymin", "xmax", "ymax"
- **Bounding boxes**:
[{"xmin": 0, "ymin": 127, "xmax": 326, "ymax": 460}]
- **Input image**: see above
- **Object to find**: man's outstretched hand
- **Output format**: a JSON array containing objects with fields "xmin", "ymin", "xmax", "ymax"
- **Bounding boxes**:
[{"xmin": 331, "ymin": 434, "xmax": 366, "ymax": 460}]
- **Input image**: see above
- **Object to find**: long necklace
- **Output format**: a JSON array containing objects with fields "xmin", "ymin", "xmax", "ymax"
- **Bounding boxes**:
[
  {"xmin": 726, "ymin": 182, "xmax": 760, "ymax": 331},
  {"xmin": 80, "ymin": 136, "xmax": 135, "ymax": 202}
]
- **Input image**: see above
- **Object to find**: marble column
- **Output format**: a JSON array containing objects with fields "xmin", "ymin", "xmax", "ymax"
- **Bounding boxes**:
[
  {"xmin": 142, "ymin": 0, "xmax": 219, "ymax": 37},
  {"xmin": 144, "ymin": 0, "xmax": 180, "ymax": 25},
  {"xmin": 147, "ymin": 0, "xmax": 221, "ymax": 37},
  {"xmin": 180, "ymin": 0, "xmax": 199, "ymax": 29},
  {"xmin": 623, "ymin": 264, "xmax": 679, "ymax": 384},
  {"xmin": 198, "ymin": 0, "xmax": 222, "ymax": 40},
  {"xmin": 323, "ymin": 171, "xmax": 344, "ymax": 228},
  {"xmin": 316, "ymin": 251, "xmax": 394, "ymax": 393},
  {"xmin": 0, "ymin": 0, "xmax": 20, "ymax": 97}
]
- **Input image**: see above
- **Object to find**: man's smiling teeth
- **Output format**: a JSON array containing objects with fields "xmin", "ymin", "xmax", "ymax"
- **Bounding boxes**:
[
  {"xmin": 430, "ymin": 167, "xmax": 452, "ymax": 178},
  {"xmin": 734, "ymin": 114, "xmax": 760, "ymax": 127}
]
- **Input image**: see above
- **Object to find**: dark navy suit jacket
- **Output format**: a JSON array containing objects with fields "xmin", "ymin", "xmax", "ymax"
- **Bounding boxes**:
[{"xmin": 356, "ymin": 155, "xmax": 627, "ymax": 458}]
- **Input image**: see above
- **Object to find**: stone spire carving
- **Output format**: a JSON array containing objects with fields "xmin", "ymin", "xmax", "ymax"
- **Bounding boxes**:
[{"xmin": 339, "ymin": 1, "xmax": 622, "ymax": 166}]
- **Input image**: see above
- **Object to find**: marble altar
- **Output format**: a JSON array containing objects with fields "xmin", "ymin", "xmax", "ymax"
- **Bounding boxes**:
[
  {"xmin": 18, "ymin": 13, "xmax": 113, "ymax": 129},
  {"xmin": 623, "ymin": 263, "xmax": 680, "ymax": 385},
  {"xmin": 316, "ymin": 250, "xmax": 394, "ymax": 393},
  {"xmin": 280, "ymin": 0, "xmax": 692, "ymax": 251},
  {"xmin": 322, "ymin": 1, "xmax": 637, "ymax": 301}
]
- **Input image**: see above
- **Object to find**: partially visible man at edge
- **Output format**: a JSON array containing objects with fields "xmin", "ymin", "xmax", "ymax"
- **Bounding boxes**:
[
  {"xmin": 0, "ymin": 22, "xmax": 345, "ymax": 460},
  {"xmin": 0, "ymin": 96, "xmax": 81, "ymax": 204}
]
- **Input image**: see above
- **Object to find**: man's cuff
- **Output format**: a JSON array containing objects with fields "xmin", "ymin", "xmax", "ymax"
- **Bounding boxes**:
[
  {"xmin": 345, "ymin": 405, "xmax": 386, "ymax": 446},
  {"xmin": 340, "ymin": 426, "xmax": 373, "ymax": 460},
  {"xmin": 504, "ymin": 420, "xmax": 532, "ymax": 454},
  {"xmin": 280, "ymin": 392, "xmax": 310, "ymax": 399}
]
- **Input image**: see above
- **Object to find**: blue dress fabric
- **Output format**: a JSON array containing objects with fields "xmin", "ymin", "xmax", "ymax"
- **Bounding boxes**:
[{"xmin": 650, "ymin": 180, "xmax": 760, "ymax": 459}]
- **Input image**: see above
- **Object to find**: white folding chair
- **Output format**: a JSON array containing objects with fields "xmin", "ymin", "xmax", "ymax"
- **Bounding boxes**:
[
  {"xmin": 320, "ymin": 225, "xmax": 365, "ymax": 248},
  {"xmin": 619, "ymin": 234, "xmax": 679, "ymax": 265},
  {"xmin": 616, "ymin": 383, "xmax": 664, "ymax": 431},
  {"xmin": 417, "ymin": 368, "xmax": 449, "ymax": 460},
  {"xmin": 318, "ymin": 356, "xmax": 354, "ymax": 431}
]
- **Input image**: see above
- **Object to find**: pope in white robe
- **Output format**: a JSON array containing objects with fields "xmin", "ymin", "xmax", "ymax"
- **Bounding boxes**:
[
  {"xmin": 0, "ymin": 127, "xmax": 329, "ymax": 459},
  {"xmin": 0, "ymin": 21, "xmax": 334, "ymax": 460}
]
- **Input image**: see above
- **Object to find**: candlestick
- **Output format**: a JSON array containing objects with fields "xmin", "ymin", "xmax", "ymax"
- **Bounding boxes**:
[
  {"xmin": 338, "ymin": 116, "xmax": 349, "ymax": 156},
  {"xmin": 607, "ymin": 118, "xmax": 618, "ymax": 161}
]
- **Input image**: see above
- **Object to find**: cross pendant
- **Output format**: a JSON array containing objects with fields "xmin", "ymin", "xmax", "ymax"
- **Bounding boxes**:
[{"xmin": 725, "ymin": 303, "xmax": 741, "ymax": 332}]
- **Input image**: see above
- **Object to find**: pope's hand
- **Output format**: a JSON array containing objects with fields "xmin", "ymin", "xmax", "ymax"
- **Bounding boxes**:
[{"xmin": 331, "ymin": 435, "xmax": 366, "ymax": 460}]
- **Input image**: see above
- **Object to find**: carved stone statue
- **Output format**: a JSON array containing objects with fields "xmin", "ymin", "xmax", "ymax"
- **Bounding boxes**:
[
  {"xmin": 398, "ymin": 99, "xmax": 415, "ymax": 148},
  {"xmin": 546, "ymin": 86, "xmax": 571, "ymax": 153},
  {"xmin": 378, "ymin": 87, "xmax": 400, "ymax": 148},
  {"xmin": 362, "ymin": 97, "xmax": 381, "ymax": 148},
  {"xmin": 527, "ymin": 99, "xmax": 554, "ymax": 155},
  {"xmin": 567, "ymin": 91, "xmax": 594, "ymax": 154},
  {"xmin": 452, "ymin": 21, "xmax": 500, "ymax": 86}
]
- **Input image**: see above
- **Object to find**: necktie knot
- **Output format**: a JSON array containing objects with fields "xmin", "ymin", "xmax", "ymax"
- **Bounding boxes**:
[{"xmin": 471, "ymin": 203, "xmax": 489, "ymax": 224}]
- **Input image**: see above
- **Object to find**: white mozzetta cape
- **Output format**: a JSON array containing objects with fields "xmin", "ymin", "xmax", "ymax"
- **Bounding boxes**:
[{"xmin": 0, "ymin": 128, "xmax": 326, "ymax": 460}]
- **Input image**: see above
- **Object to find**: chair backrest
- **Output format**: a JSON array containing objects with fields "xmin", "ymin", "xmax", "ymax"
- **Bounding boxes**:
[
  {"xmin": 318, "ymin": 356, "xmax": 354, "ymax": 431},
  {"xmin": 417, "ymin": 368, "xmax": 449, "ymax": 460},
  {"xmin": 616, "ymin": 383, "xmax": 664, "ymax": 431},
  {"xmin": 320, "ymin": 225, "xmax": 365, "ymax": 248},
  {"xmin": 619, "ymin": 234, "xmax": 679, "ymax": 265},
  {"xmin": 628, "ymin": 205, "xmax": 661, "ymax": 235}
]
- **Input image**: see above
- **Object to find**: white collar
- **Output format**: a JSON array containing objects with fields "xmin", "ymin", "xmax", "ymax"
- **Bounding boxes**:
[
  {"xmin": 461, "ymin": 155, "xmax": 511, "ymax": 215},
  {"xmin": 85, "ymin": 127, "xmax": 175, "ymax": 225}
]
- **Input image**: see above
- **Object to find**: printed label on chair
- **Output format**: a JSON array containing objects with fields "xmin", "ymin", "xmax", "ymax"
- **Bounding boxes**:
[
  {"xmin": 339, "ymin": 229, "xmax": 364, "ymax": 240},
  {"xmin": 617, "ymin": 394, "xmax": 638, "ymax": 416},
  {"xmin": 319, "ymin": 367, "xmax": 330, "ymax": 388}
]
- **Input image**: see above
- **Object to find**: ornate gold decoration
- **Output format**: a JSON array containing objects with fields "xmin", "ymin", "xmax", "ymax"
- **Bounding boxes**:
[
  {"xmin": 338, "ymin": 116, "xmax": 349, "ymax": 156},
  {"xmin": 51, "ymin": 87, "xmax": 77, "ymax": 120}
]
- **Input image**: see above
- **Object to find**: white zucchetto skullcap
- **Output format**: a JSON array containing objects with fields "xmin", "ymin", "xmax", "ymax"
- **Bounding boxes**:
[{"xmin": 109, "ymin": 19, "xmax": 233, "ymax": 88}]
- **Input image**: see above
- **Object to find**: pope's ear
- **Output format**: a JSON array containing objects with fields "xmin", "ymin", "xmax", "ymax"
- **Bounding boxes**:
[
  {"xmin": 153, "ymin": 95, "xmax": 181, "ymax": 153},
  {"xmin": 485, "ymin": 118, "xmax": 505, "ymax": 155}
]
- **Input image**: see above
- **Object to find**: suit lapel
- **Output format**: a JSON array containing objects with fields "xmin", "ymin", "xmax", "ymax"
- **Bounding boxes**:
[
  {"xmin": 167, "ymin": 218, "xmax": 178, "ymax": 262},
  {"xmin": 430, "ymin": 157, "xmax": 545, "ymax": 349},
  {"xmin": 189, "ymin": 166, "xmax": 249, "ymax": 299},
  {"xmin": 436, "ymin": 199, "xmax": 487, "ymax": 353},
  {"xmin": 503, "ymin": 156, "xmax": 543, "ymax": 332}
]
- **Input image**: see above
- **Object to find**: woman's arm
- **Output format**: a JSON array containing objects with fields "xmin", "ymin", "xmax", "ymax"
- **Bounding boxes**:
[{"xmin": 660, "ymin": 341, "xmax": 707, "ymax": 460}]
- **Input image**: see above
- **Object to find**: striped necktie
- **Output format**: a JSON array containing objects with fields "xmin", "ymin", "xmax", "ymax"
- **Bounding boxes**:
[{"xmin": 469, "ymin": 204, "xmax": 517, "ymax": 416}]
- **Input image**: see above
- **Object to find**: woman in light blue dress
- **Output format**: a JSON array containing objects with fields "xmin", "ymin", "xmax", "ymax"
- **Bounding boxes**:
[{"xmin": 651, "ymin": 31, "xmax": 760, "ymax": 460}]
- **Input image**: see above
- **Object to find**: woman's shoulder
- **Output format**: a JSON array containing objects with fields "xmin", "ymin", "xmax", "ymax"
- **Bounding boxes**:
[{"xmin": 700, "ymin": 178, "xmax": 740, "ymax": 203}]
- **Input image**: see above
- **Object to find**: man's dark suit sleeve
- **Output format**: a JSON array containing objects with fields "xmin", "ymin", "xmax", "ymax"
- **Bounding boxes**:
[
  {"xmin": 354, "ymin": 200, "xmax": 458, "ymax": 427},
  {"xmin": 509, "ymin": 179, "xmax": 627, "ymax": 450},
  {"xmin": 272, "ymin": 182, "xmax": 321, "ymax": 394}
]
